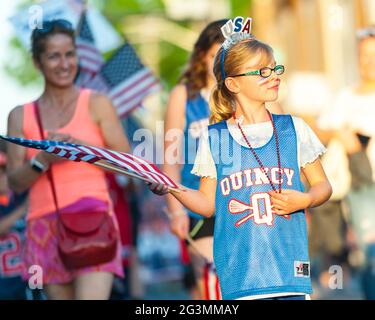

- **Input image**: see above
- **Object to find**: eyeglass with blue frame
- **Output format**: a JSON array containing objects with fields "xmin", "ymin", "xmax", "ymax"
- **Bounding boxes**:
[
  {"xmin": 229, "ymin": 65, "xmax": 285, "ymax": 78},
  {"xmin": 33, "ymin": 19, "xmax": 74, "ymax": 36}
]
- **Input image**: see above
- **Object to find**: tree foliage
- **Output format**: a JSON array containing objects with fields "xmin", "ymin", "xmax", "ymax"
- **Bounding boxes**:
[{"xmin": 4, "ymin": 0, "xmax": 251, "ymax": 90}]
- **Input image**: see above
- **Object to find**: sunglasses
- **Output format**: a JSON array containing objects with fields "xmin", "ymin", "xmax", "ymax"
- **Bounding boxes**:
[
  {"xmin": 33, "ymin": 19, "xmax": 74, "ymax": 36},
  {"xmin": 229, "ymin": 65, "xmax": 285, "ymax": 79}
]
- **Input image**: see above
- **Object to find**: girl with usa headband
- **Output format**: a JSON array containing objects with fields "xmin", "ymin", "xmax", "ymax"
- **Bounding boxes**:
[{"xmin": 151, "ymin": 17, "xmax": 332, "ymax": 300}]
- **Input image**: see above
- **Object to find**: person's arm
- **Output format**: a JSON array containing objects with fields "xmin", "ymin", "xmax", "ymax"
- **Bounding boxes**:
[
  {"xmin": 301, "ymin": 159, "xmax": 333, "ymax": 207},
  {"xmin": 170, "ymin": 176, "xmax": 217, "ymax": 218},
  {"xmin": 7, "ymin": 107, "xmax": 74, "ymax": 193},
  {"xmin": 269, "ymin": 158, "xmax": 332, "ymax": 215},
  {"xmin": 161, "ymin": 85, "xmax": 191, "ymax": 238},
  {"xmin": 89, "ymin": 92, "xmax": 131, "ymax": 153},
  {"xmin": 7, "ymin": 107, "xmax": 49, "ymax": 193},
  {"xmin": 0, "ymin": 199, "xmax": 28, "ymax": 236}
]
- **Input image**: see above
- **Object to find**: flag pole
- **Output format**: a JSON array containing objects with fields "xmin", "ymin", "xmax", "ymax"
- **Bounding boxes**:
[{"xmin": 94, "ymin": 160, "xmax": 181, "ymax": 193}]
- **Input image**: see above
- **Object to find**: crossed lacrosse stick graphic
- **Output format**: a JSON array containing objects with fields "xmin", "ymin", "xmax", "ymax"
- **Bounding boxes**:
[{"xmin": 228, "ymin": 198, "xmax": 289, "ymax": 227}]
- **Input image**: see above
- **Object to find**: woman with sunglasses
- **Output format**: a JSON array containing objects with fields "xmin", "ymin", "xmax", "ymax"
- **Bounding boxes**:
[
  {"xmin": 6, "ymin": 19, "xmax": 130, "ymax": 300},
  {"xmin": 150, "ymin": 25, "xmax": 332, "ymax": 299}
]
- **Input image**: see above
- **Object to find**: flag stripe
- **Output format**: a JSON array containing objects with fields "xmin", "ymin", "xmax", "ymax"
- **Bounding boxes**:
[
  {"xmin": 117, "ymin": 83, "xmax": 162, "ymax": 117},
  {"xmin": 75, "ymin": 11, "xmax": 103, "ymax": 87},
  {"xmin": 76, "ymin": 49, "xmax": 104, "ymax": 66},
  {"xmin": 76, "ymin": 41, "xmax": 103, "ymax": 56},
  {"xmin": 83, "ymin": 43, "xmax": 161, "ymax": 117},
  {"xmin": 109, "ymin": 69, "xmax": 154, "ymax": 100},
  {"xmin": 0, "ymin": 136, "xmax": 177, "ymax": 188},
  {"xmin": 77, "ymin": 145, "xmax": 165, "ymax": 185},
  {"xmin": 115, "ymin": 80, "xmax": 161, "ymax": 114},
  {"xmin": 111, "ymin": 77, "xmax": 159, "ymax": 107},
  {"xmin": 126, "ymin": 153, "xmax": 177, "ymax": 187},
  {"xmin": 76, "ymin": 144, "xmax": 173, "ymax": 186},
  {"xmin": 77, "ymin": 55, "xmax": 103, "ymax": 68}
]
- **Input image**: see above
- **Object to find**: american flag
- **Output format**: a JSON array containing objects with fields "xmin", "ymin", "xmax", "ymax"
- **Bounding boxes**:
[
  {"xmin": 203, "ymin": 263, "xmax": 222, "ymax": 300},
  {"xmin": 0, "ymin": 135, "xmax": 178, "ymax": 190},
  {"xmin": 86, "ymin": 43, "xmax": 162, "ymax": 118},
  {"xmin": 75, "ymin": 10, "xmax": 104, "ymax": 86}
]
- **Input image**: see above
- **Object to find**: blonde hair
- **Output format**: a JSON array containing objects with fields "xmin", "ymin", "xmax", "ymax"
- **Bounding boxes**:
[{"xmin": 210, "ymin": 38, "xmax": 274, "ymax": 124}]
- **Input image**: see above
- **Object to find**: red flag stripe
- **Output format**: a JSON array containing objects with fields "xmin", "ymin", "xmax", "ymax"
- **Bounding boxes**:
[
  {"xmin": 109, "ymin": 70, "xmax": 154, "ymax": 101},
  {"xmin": 125, "ymin": 153, "xmax": 178, "ymax": 188},
  {"xmin": 103, "ymin": 149, "xmax": 166, "ymax": 184},
  {"xmin": 120, "ymin": 153, "xmax": 175, "ymax": 187},
  {"xmin": 102, "ymin": 148, "xmax": 171, "ymax": 185},
  {"xmin": 76, "ymin": 42, "xmax": 103, "ymax": 56},
  {"xmin": 114, "ymin": 80, "xmax": 161, "ymax": 112},
  {"xmin": 93, "ymin": 147, "xmax": 174, "ymax": 186},
  {"xmin": 77, "ymin": 52, "xmax": 103, "ymax": 66},
  {"xmin": 78, "ymin": 145, "xmax": 165, "ymax": 185},
  {"xmin": 50, "ymin": 146, "xmax": 100, "ymax": 164},
  {"xmin": 109, "ymin": 75, "xmax": 157, "ymax": 105},
  {"xmin": 215, "ymin": 272, "xmax": 221, "ymax": 300}
]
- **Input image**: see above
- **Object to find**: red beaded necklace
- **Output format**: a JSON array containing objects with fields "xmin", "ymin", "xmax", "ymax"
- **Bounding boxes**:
[{"xmin": 232, "ymin": 110, "xmax": 282, "ymax": 193}]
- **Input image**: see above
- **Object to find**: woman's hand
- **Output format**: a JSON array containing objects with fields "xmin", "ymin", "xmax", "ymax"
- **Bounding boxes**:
[
  {"xmin": 147, "ymin": 182, "xmax": 170, "ymax": 195},
  {"xmin": 38, "ymin": 132, "xmax": 80, "ymax": 165},
  {"xmin": 268, "ymin": 189, "xmax": 312, "ymax": 216},
  {"xmin": 46, "ymin": 132, "xmax": 81, "ymax": 144}
]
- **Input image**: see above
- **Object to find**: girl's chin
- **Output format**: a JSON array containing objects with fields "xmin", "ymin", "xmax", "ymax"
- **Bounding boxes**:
[{"xmin": 264, "ymin": 94, "xmax": 279, "ymax": 102}]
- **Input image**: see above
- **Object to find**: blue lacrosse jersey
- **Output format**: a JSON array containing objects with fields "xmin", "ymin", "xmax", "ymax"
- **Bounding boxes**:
[
  {"xmin": 180, "ymin": 91, "xmax": 210, "ymax": 218},
  {"xmin": 208, "ymin": 114, "xmax": 312, "ymax": 299}
]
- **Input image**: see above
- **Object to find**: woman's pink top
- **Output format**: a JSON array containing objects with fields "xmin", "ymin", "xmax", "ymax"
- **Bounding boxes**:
[{"xmin": 23, "ymin": 89, "xmax": 111, "ymax": 220}]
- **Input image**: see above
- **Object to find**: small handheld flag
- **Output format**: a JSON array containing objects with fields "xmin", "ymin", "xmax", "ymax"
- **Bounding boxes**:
[
  {"xmin": 0, "ymin": 135, "xmax": 180, "ymax": 192},
  {"xmin": 75, "ymin": 10, "xmax": 104, "ymax": 86},
  {"xmin": 86, "ymin": 43, "xmax": 162, "ymax": 118}
]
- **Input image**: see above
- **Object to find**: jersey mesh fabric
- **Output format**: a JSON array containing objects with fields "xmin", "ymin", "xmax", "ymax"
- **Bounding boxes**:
[
  {"xmin": 180, "ymin": 91, "xmax": 210, "ymax": 218},
  {"xmin": 208, "ymin": 114, "xmax": 312, "ymax": 300}
]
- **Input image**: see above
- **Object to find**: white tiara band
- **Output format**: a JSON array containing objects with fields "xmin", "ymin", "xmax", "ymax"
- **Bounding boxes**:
[
  {"xmin": 220, "ymin": 17, "xmax": 254, "ymax": 80},
  {"xmin": 222, "ymin": 32, "xmax": 254, "ymax": 50}
]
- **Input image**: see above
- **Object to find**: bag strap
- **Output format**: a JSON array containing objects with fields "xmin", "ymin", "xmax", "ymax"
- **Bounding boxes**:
[{"xmin": 33, "ymin": 101, "xmax": 60, "ymax": 214}]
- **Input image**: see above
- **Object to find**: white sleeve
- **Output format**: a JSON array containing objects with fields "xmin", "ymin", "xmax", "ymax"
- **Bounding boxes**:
[
  {"xmin": 293, "ymin": 116, "xmax": 327, "ymax": 168},
  {"xmin": 191, "ymin": 128, "xmax": 217, "ymax": 179}
]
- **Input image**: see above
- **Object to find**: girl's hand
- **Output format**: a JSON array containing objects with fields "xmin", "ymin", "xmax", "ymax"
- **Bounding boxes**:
[
  {"xmin": 147, "ymin": 182, "xmax": 169, "ymax": 195},
  {"xmin": 268, "ymin": 189, "xmax": 312, "ymax": 215}
]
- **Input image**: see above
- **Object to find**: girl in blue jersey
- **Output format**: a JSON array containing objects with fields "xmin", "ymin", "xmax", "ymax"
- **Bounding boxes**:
[{"xmin": 152, "ymin": 26, "xmax": 332, "ymax": 300}]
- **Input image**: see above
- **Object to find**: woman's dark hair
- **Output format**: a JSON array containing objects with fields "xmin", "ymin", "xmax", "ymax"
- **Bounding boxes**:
[
  {"xmin": 31, "ymin": 19, "xmax": 75, "ymax": 62},
  {"xmin": 179, "ymin": 19, "xmax": 228, "ymax": 99}
]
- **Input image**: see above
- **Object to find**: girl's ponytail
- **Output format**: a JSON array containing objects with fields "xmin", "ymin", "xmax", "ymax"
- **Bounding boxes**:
[{"xmin": 209, "ymin": 84, "xmax": 234, "ymax": 124}]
